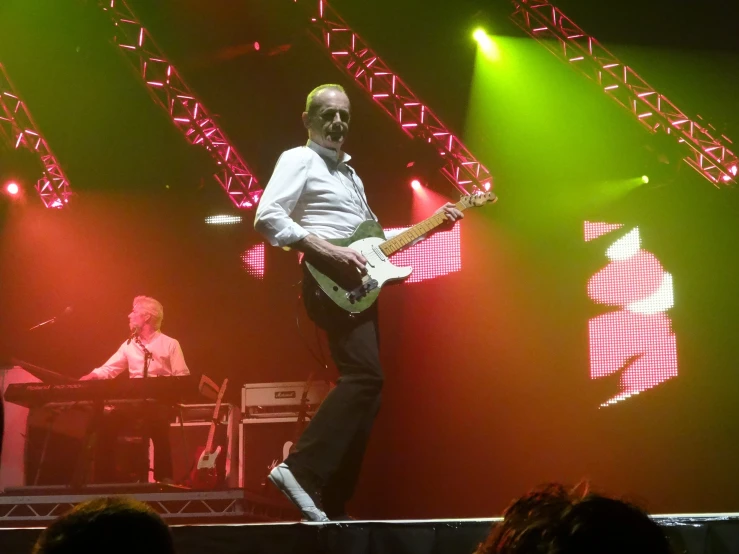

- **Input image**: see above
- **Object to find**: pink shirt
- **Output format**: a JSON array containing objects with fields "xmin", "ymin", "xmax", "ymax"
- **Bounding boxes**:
[{"xmin": 91, "ymin": 331, "xmax": 189, "ymax": 379}]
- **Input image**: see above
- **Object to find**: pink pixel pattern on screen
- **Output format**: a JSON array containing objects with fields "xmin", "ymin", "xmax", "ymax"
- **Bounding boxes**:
[
  {"xmin": 241, "ymin": 243, "xmax": 265, "ymax": 279},
  {"xmin": 244, "ymin": 224, "xmax": 461, "ymax": 283},
  {"xmin": 386, "ymin": 223, "xmax": 461, "ymax": 283},
  {"xmin": 585, "ymin": 222, "xmax": 678, "ymax": 406}
]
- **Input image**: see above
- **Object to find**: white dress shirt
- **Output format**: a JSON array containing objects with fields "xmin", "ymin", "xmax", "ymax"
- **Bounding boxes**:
[
  {"xmin": 91, "ymin": 331, "xmax": 190, "ymax": 380},
  {"xmin": 255, "ymin": 140, "xmax": 403, "ymax": 247}
]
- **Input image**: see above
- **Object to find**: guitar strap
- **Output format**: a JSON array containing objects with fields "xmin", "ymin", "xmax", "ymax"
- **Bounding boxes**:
[{"xmin": 344, "ymin": 164, "xmax": 377, "ymax": 223}]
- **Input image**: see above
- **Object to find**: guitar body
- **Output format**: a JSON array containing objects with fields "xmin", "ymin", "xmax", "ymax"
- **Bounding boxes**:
[
  {"xmin": 304, "ymin": 220, "xmax": 413, "ymax": 314},
  {"xmin": 189, "ymin": 445, "xmax": 222, "ymax": 489},
  {"xmin": 184, "ymin": 378, "xmax": 228, "ymax": 490}
]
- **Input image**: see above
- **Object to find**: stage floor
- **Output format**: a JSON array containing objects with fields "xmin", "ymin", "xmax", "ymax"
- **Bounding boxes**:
[{"xmin": 1, "ymin": 513, "xmax": 738, "ymax": 554}]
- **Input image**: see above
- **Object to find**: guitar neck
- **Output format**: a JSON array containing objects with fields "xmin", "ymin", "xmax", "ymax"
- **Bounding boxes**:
[
  {"xmin": 204, "ymin": 380, "xmax": 228, "ymax": 452},
  {"xmin": 379, "ymin": 200, "xmax": 465, "ymax": 257},
  {"xmin": 204, "ymin": 418, "xmax": 217, "ymax": 452}
]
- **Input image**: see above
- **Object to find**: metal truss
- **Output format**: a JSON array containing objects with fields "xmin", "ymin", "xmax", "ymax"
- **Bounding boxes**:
[
  {"xmin": 0, "ymin": 64, "xmax": 72, "ymax": 208},
  {"xmin": 97, "ymin": 0, "xmax": 263, "ymax": 208},
  {"xmin": 0, "ymin": 489, "xmax": 292, "ymax": 523},
  {"xmin": 308, "ymin": 1, "xmax": 493, "ymax": 195},
  {"xmin": 510, "ymin": 0, "xmax": 738, "ymax": 187}
]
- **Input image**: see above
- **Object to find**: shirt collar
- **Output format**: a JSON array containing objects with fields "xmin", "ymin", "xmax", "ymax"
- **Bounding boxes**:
[
  {"xmin": 307, "ymin": 139, "xmax": 352, "ymax": 165},
  {"xmin": 139, "ymin": 330, "xmax": 161, "ymax": 345}
]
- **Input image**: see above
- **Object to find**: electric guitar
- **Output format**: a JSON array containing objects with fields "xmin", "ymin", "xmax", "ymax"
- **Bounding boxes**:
[
  {"xmin": 189, "ymin": 378, "xmax": 228, "ymax": 489},
  {"xmin": 305, "ymin": 192, "xmax": 497, "ymax": 313}
]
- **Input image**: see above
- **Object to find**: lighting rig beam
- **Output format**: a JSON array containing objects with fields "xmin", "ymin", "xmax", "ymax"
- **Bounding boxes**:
[
  {"xmin": 0, "ymin": 64, "xmax": 72, "ymax": 208},
  {"xmin": 308, "ymin": 0, "xmax": 493, "ymax": 195},
  {"xmin": 97, "ymin": 0, "xmax": 263, "ymax": 208},
  {"xmin": 510, "ymin": 0, "xmax": 738, "ymax": 187}
]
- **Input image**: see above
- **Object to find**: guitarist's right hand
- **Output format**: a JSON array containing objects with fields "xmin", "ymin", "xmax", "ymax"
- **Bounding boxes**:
[
  {"xmin": 294, "ymin": 234, "xmax": 367, "ymax": 279},
  {"xmin": 325, "ymin": 244, "xmax": 367, "ymax": 277}
]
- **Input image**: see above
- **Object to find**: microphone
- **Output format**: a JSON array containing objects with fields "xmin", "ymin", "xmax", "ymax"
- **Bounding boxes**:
[
  {"xmin": 127, "ymin": 327, "xmax": 139, "ymax": 345},
  {"xmin": 28, "ymin": 306, "xmax": 74, "ymax": 331}
]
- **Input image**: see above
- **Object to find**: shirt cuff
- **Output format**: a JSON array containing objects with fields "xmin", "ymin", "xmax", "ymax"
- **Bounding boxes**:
[
  {"xmin": 269, "ymin": 222, "xmax": 310, "ymax": 248},
  {"xmin": 90, "ymin": 367, "xmax": 108, "ymax": 379}
]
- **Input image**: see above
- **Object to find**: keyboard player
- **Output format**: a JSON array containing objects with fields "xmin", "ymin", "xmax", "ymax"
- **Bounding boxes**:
[{"xmin": 79, "ymin": 296, "xmax": 189, "ymax": 484}]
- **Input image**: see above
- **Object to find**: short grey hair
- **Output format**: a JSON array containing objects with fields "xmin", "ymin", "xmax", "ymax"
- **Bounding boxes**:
[
  {"xmin": 133, "ymin": 296, "xmax": 164, "ymax": 331},
  {"xmin": 305, "ymin": 84, "xmax": 347, "ymax": 117}
]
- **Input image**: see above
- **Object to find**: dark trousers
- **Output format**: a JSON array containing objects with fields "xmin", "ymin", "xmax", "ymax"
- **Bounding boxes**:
[
  {"xmin": 285, "ymin": 271, "xmax": 384, "ymax": 515},
  {"xmin": 93, "ymin": 404, "xmax": 173, "ymax": 483}
]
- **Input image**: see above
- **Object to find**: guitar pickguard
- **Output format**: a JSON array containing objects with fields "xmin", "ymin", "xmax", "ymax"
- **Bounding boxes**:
[{"xmin": 305, "ymin": 225, "xmax": 413, "ymax": 313}]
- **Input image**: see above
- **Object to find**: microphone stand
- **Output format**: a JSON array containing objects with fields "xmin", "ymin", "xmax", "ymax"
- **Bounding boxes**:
[
  {"xmin": 28, "ymin": 307, "xmax": 73, "ymax": 331},
  {"xmin": 143, "ymin": 348, "xmax": 152, "ymax": 379},
  {"xmin": 134, "ymin": 336, "xmax": 153, "ymax": 378},
  {"xmin": 28, "ymin": 317, "xmax": 59, "ymax": 331},
  {"xmin": 133, "ymin": 335, "xmax": 154, "ymax": 482}
]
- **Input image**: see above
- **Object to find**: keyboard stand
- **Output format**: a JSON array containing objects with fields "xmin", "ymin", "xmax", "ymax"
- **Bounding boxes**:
[
  {"xmin": 71, "ymin": 402, "xmax": 103, "ymax": 488},
  {"xmin": 33, "ymin": 406, "xmax": 62, "ymax": 486}
]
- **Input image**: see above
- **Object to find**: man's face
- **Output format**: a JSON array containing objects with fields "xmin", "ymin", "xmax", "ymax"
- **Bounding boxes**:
[
  {"xmin": 303, "ymin": 89, "xmax": 351, "ymax": 151},
  {"xmin": 128, "ymin": 305, "xmax": 148, "ymax": 332}
]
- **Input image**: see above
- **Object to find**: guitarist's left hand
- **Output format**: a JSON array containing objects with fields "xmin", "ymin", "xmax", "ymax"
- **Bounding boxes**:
[{"xmin": 434, "ymin": 202, "xmax": 464, "ymax": 231}]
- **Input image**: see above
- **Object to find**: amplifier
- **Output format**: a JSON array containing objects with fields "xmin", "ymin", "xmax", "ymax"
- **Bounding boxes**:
[
  {"xmin": 239, "ymin": 416, "xmax": 311, "ymax": 493},
  {"xmin": 241, "ymin": 381, "xmax": 330, "ymax": 418},
  {"xmin": 169, "ymin": 403, "xmax": 239, "ymax": 488}
]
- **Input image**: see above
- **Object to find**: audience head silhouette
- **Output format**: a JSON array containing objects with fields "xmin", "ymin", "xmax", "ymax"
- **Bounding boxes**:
[
  {"xmin": 476, "ymin": 483, "xmax": 672, "ymax": 554},
  {"xmin": 33, "ymin": 496, "xmax": 175, "ymax": 554}
]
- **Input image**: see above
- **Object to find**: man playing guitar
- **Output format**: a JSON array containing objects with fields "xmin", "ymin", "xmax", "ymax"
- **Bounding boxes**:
[{"xmin": 254, "ymin": 84, "xmax": 464, "ymax": 521}]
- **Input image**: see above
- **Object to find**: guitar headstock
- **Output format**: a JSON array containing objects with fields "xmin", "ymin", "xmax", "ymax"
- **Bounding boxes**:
[{"xmin": 459, "ymin": 191, "xmax": 497, "ymax": 209}]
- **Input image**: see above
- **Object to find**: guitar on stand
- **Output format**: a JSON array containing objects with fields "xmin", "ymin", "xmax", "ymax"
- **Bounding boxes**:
[{"xmin": 187, "ymin": 378, "xmax": 228, "ymax": 489}]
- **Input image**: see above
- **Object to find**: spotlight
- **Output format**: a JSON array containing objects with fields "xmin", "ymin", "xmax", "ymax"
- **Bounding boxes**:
[
  {"xmin": 205, "ymin": 214, "xmax": 242, "ymax": 225},
  {"xmin": 410, "ymin": 179, "xmax": 422, "ymax": 191},
  {"xmin": 5, "ymin": 182, "xmax": 19, "ymax": 195},
  {"xmin": 253, "ymin": 41, "xmax": 260, "ymax": 52},
  {"xmin": 473, "ymin": 28, "xmax": 499, "ymax": 60},
  {"xmin": 641, "ymin": 175, "xmax": 649, "ymax": 184},
  {"xmin": 731, "ymin": 165, "xmax": 737, "ymax": 176}
]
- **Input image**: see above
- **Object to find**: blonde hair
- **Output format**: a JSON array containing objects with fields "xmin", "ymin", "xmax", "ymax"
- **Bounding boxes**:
[
  {"xmin": 133, "ymin": 296, "xmax": 164, "ymax": 331},
  {"xmin": 305, "ymin": 83, "xmax": 347, "ymax": 116}
]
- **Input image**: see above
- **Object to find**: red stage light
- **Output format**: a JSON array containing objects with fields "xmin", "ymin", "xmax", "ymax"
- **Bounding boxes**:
[
  {"xmin": 6, "ymin": 182, "xmax": 19, "ymax": 195},
  {"xmin": 254, "ymin": 41, "xmax": 260, "ymax": 51},
  {"xmin": 410, "ymin": 179, "xmax": 422, "ymax": 191}
]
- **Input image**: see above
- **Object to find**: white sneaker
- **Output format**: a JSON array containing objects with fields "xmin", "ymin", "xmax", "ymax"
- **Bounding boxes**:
[{"xmin": 268, "ymin": 463, "xmax": 329, "ymax": 522}]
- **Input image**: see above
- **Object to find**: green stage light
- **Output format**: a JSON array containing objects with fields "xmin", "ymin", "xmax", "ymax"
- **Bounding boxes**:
[
  {"xmin": 641, "ymin": 175, "xmax": 649, "ymax": 184},
  {"xmin": 473, "ymin": 28, "xmax": 499, "ymax": 61},
  {"xmin": 473, "ymin": 28, "xmax": 487, "ymax": 42}
]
